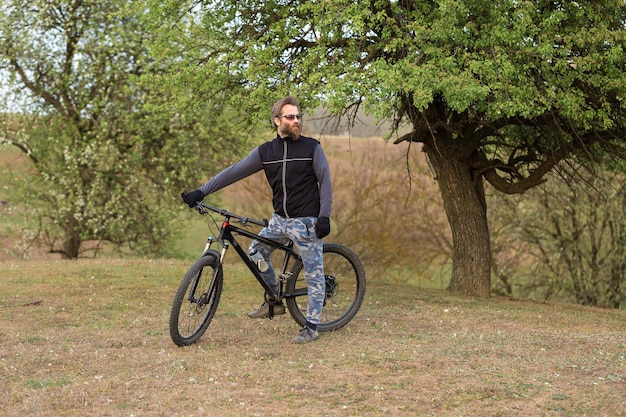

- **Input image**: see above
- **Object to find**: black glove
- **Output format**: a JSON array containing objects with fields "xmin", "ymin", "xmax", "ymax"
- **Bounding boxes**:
[
  {"xmin": 182, "ymin": 190, "xmax": 204, "ymax": 208},
  {"xmin": 315, "ymin": 216, "xmax": 331, "ymax": 239}
]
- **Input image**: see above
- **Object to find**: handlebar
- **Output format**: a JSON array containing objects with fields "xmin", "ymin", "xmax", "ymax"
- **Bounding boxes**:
[{"xmin": 194, "ymin": 201, "xmax": 268, "ymax": 227}]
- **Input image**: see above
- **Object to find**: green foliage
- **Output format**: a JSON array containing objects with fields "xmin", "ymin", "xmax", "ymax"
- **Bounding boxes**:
[
  {"xmin": 0, "ymin": 0, "xmax": 250, "ymax": 258},
  {"xmin": 143, "ymin": 0, "xmax": 626, "ymax": 296},
  {"xmin": 144, "ymin": 1, "xmax": 626, "ymax": 134}
]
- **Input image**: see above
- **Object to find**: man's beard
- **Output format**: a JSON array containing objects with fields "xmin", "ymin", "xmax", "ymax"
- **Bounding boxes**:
[{"xmin": 280, "ymin": 124, "xmax": 301, "ymax": 140}]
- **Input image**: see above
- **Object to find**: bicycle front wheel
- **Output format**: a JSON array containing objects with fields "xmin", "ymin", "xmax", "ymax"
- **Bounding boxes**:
[
  {"xmin": 169, "ymin": 251, "xmax": 223, "ymax": 346},
  {"xmin": 285, "ymin": 243, "xmax": 366, "ymax": 332}
]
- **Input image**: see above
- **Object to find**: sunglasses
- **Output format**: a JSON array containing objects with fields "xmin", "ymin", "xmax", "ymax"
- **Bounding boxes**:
[{"xmin": 278, "ymin": 114, "xmax": 302, "ymax": 121}]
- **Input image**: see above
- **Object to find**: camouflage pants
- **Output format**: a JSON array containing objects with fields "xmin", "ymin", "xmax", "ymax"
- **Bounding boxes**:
[{"xmin": 248, "ymin": 213, "xmax": 325, "ymax": 325}]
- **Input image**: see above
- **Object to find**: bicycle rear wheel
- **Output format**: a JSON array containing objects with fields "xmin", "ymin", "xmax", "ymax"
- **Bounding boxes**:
[
  {"xmin": 285, "ymin": 243, "xmax": 366, "ymax": 331},
  {"xmin": 169, "ymin": 251, "xmax": 223, "ymax": 346}
]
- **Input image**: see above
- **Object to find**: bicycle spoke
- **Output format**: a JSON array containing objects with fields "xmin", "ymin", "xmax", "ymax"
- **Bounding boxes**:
[
  {"xmin": 286, "ymin": 243, "xmax": 366, "ymax": 331},
  {"xmin": 170, "ymin": 253, "xmax": 223, "ymax": 346}
]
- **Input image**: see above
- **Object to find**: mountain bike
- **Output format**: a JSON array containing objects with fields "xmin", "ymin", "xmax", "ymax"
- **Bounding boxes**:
[{"xmin": 169, "ymin": 201, "xmax": 367, "ymax": 346}]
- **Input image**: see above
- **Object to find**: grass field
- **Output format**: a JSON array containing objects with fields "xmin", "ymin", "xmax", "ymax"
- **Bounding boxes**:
[{"xmin": 1, "ymin": 259, "xmax": 624, "ymax": 416}]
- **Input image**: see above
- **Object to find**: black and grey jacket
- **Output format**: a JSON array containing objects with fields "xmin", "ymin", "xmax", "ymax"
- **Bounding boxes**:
[{"xmin": 199, "ymin": 135, "xmax": 332, "ymax": 219}]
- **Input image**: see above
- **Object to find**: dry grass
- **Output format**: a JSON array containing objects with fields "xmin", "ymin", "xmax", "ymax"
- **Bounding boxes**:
[{"xmin": 1, "ymin": 259, "xmax": 624, "ymax": 416}]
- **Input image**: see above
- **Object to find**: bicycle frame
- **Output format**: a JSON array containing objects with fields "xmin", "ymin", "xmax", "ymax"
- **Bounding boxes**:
[
  {"xmin": 202, "ymin": 207, "xmax": 306, "ymax": 302},
  {"xmin": 170, "ymin": 201, "xmax": 367, "ymax": 346}
]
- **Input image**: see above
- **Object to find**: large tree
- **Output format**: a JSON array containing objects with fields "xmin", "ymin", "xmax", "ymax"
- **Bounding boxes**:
[
  {"xmin": 0, "ymin": 0, "xmax": 247, "ymax": 258},
  {"xmin": 148, "ymin": 0, "xmax": 626, "ymax": 296}
]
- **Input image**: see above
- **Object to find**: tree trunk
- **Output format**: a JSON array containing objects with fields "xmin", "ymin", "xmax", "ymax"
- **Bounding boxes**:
[
  {"xmin": 59, "ymin": 216, "xmax": 82, "ymax": 259},
  {"xmin": 62, "ymin": 233, "xmax": 81, "ymax": 259},
  {"xmin": 423, "ymin": 140, "xmax": 492, "ymax": 297}
]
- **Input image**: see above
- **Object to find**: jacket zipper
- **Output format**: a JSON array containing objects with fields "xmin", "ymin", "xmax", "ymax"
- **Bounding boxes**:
[{"xmin": 282, "ymin": 140, "xmax": 289, "ymax": 218}]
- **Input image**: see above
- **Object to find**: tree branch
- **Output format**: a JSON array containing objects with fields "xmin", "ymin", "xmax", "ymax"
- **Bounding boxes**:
[{"xmin": 11, "ymin": 59, "xmax": 64, "ymax": 114}]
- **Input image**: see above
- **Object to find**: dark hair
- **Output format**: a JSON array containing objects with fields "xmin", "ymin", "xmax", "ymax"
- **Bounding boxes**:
[{"xmin": 271, "ymin": 96, "xmax": 300, "ymax": 128}]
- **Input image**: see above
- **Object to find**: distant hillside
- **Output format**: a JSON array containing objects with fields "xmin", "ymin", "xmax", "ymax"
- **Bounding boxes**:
[{"xmin": 302, "ymin": 107, "xmax": 412, "ymax": 138}]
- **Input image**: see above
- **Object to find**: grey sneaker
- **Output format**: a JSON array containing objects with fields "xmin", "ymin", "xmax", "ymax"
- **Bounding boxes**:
[
  {"xmin": 293, "ymin": 326, "xmax": 319, "ymax": 344},
  {"xmin": 246, "ymin": 302, "xmax": 285, "ymax": 319}
]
